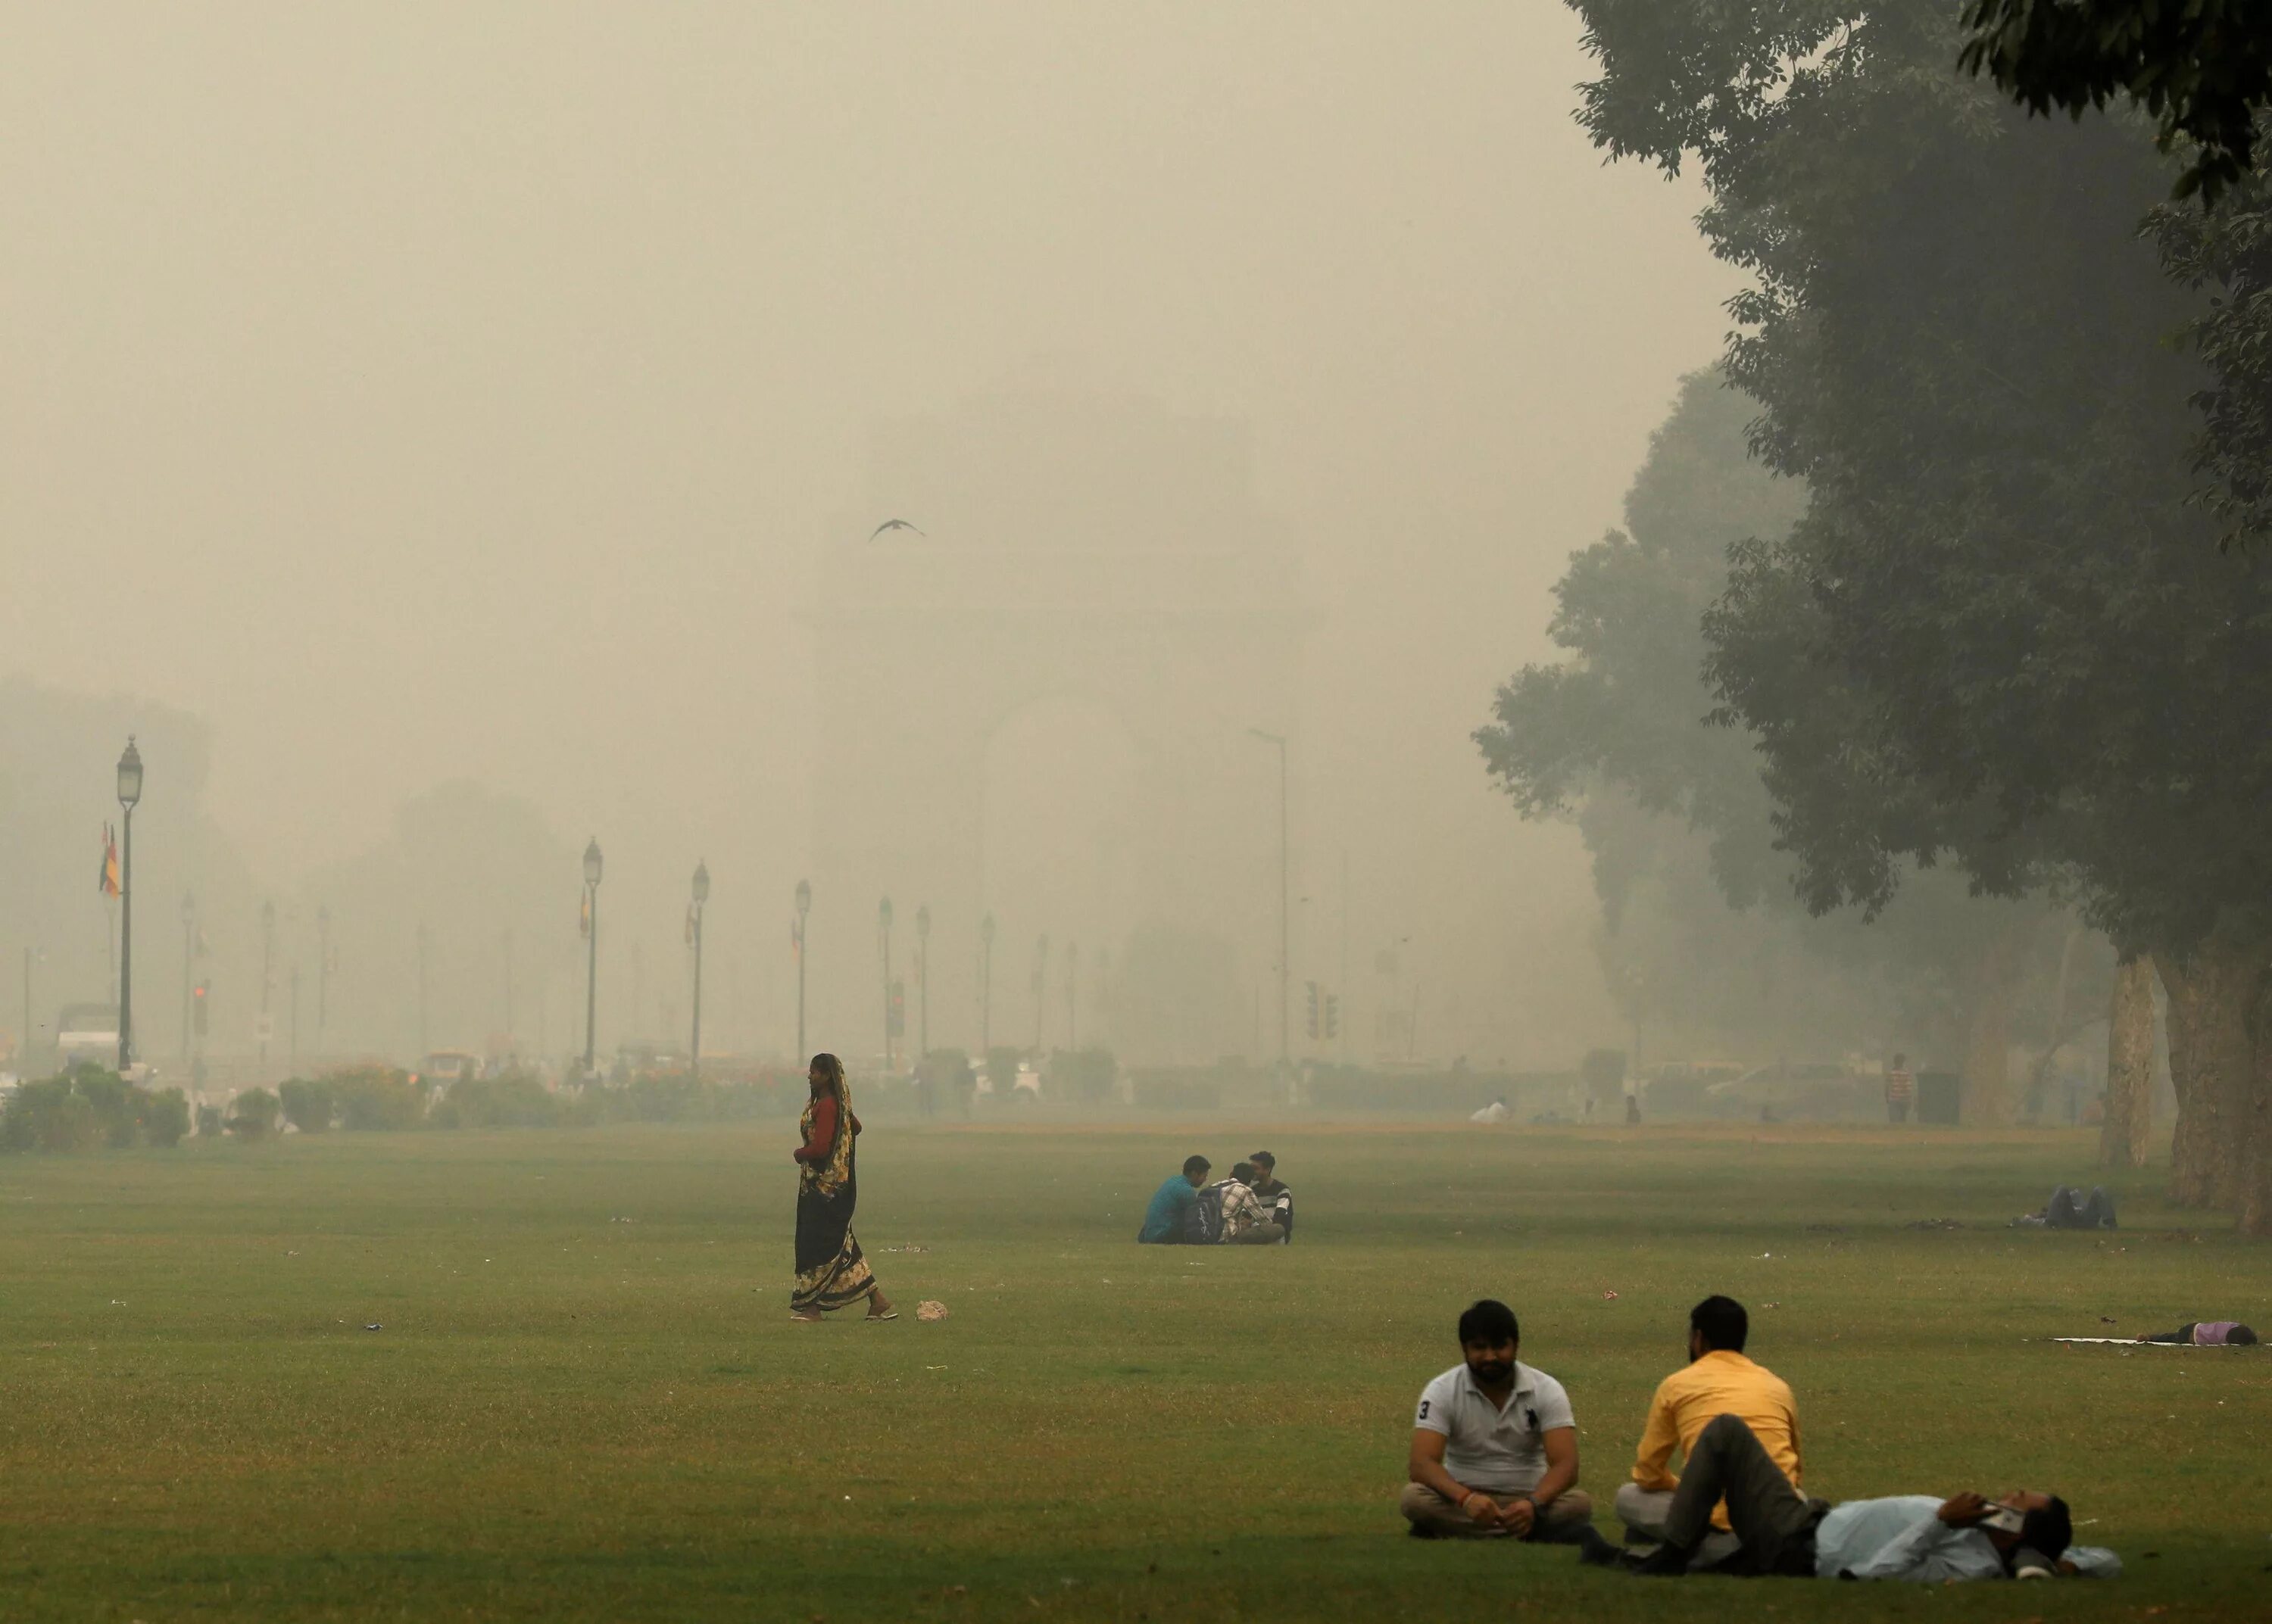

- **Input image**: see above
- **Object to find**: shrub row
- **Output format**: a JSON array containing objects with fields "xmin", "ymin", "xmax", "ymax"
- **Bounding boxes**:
[{"xmin": 0, "ymin": 1069, "xmax": 191, "ymax": 1152}]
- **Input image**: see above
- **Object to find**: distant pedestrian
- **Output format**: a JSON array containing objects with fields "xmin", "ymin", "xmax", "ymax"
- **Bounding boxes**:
[
  {"xmin": 790, "ymin": 1053, "xmax": 897, "ymax": 1322},
  {"xmin": 1884, "ymin": 1054, "xmax": 1916, "ymax": 1124}
]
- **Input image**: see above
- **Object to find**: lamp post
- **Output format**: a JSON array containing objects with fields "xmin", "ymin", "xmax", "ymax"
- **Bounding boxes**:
[
  {"xmin": 1247, "ymin": 728, "xmax": 1289, "ymax": 1084},
  {"xmin": 1066, "ymin": 940, "xmax": 1078, "ymax": 1052},
  {"xmin": 794, "ymin": 879, "xmax": 811, "ymax": 1064},
  {"xmin": 878, "ymin": 897, "xmax": 894, "ymax": 1072},
  {"xmin": 260, "ymin": 899, "xmax": 276, "ymax": 1074},
  {"xmin": 115, "ymin": 738, "xmax": 142, "ymax": 1071},
  {"xmin": 915, "ymin": 903, "xmax": 931, "ymax": 1062},
  {"xmin": 1032, "ymin": 933, "xmax": 1049, "ymax": 1053},
  {"xmin": 179, "ymin": 893, "xmax": 195, "ymax": 1063},
  {"xmin": 689, "ymin": 859, "xmax": 710, "ymax": 1075},
  {"xmin": 317, "ymin": 904, "xmax": 331, "ymax": 1043},
  {"xmin": 979, "ymin": 912, "xmax": 996, "ymax": 1055},
  {"xmin": 582, "ymin": 838, "xmax": 603, "ymax": 1077}
]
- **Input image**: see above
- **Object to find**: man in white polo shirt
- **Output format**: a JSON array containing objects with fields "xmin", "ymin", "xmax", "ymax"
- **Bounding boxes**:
[{"xmin": 1400, "ymin": 1298, "xmax": 1593, "ymax": 1541}]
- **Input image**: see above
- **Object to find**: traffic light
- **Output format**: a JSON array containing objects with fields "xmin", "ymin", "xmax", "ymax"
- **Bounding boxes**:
[
  {"xmin": 1324, "ymin": 993, "xmax": 1340, "ymax": 1041},
  {"xmin": 192, "ymin": 981, "xmax": 209, "ymax": 1036},
  {"xmin": 1305, "ymin": 980, "xmax": 1319, "ymax": 1040}
]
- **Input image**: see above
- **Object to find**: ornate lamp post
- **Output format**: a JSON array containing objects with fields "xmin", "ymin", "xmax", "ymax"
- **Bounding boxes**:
[
  {"xmin": 979, "ymin": 912, "xmax": 996, "ymax": 1055},
  {"xmin": 179, "ymin": 892, "xmax": 195, "ymax": 1063},
  {"xmin": 582, "ymin": 839, "xmax": 603, "ymax": 1077},
  {"xmin": 914, "ymin": 903, "xmax": 931, "ymax": 1061},
  {"xmin": 115, "ymin": 738, "xmax": 142, "ymax": 1071},
  {"xmin": 1247, "ymin": 727, "xmax": 1290, "ymax": 1084},
  {"xmin": 689, "ymin": 859, "xmax": 710, "ymax": 1074},
  {"xmin": 878, "ymin": 896, "xmax": 895, "ymax": 1072},
  {"xmin": 794, "ymin": 879, "xmax": 811, "ymax": 1064}
]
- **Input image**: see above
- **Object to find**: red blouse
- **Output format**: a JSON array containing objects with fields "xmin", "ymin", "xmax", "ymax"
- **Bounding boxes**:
[{"xmin": 794, "ymin": 1096, "xmax": 862, "ymax": 1163}]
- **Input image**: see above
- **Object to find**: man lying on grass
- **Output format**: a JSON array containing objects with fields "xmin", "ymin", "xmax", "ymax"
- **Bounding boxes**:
[
  {"xmin": 1401, "ymin": 1299, "xmax": 1592, "ymax": 1542},
  {"xmin": 1588, "ymin": 1414, "xmax": 2119, "ymax": 1581}
]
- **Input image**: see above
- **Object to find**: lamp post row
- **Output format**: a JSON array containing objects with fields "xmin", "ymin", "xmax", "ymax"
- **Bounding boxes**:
[{"xmin": 98, "ymin": 734, "xmax": 1069, "ymax": 1082}]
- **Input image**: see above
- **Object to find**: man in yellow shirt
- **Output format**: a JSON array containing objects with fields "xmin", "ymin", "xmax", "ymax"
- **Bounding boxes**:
[{"xmin": 1615, "ymin": 1295, "xmax": 1803, "ymax": 1569}]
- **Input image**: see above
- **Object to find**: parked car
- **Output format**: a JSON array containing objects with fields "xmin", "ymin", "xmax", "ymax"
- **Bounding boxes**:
[{"xmin": 413, "ymin": 1050, "xmax": 482, "ymax": 1087}]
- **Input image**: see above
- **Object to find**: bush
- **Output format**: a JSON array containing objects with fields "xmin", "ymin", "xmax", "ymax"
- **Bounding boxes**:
[
  {"xmin": 330, "ymin": 1067, "xmax": 430, "ymax": 1131},
  {"xmin": 0, "ymin": 1070, "xmax": 192, "ymax": 1152},
  {"xmin": 278, "ymin": 1077, "xmax": 335, "ymax": 1133},
  {"xmin": 229, "ymin": 1087, "xmax": 280, "ymax": 1142},
  {"xmin": 433, "ymin": 1072, "xmax": 568, "ymax": 1129},
  {"xmin": 139, "ymin": 1087, "xmax": 191, "ymax": 1147}
]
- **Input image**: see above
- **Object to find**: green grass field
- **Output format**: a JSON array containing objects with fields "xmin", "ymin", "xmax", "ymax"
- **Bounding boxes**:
[{"xmin": 2, "ymin": 1117, "xmax": 2267, "ymax": 1621}]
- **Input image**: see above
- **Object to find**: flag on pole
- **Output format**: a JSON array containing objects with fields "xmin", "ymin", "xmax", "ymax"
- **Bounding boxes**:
[
  {"xmin": 98, "ymin": 824, "xmax": 120, "ymax": 897},
  {"xmin": 579, "ymin": 888, "xmax": 591, "ymax": 939},
  {"xmin": 791, "ymin": 919, "xmax": 803, "ymax": 958}
]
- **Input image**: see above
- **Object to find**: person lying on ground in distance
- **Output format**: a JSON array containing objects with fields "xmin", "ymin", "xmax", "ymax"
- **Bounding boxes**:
[
  {"xmin": 2142, "ymin": 1320, "xmax": 2257, "ymax": 1345},
  {"xmin": 1617, "ymin": 1295, "xmax": 1801, "ymax": 1568},
  {"xmin": 1599, "ymin": 1414, "xmax": 2117, "ymax": 1581},
  {"xmin": 1137, "ymin": 1155, "xmax": 1209, "ymax": 1244},
  {"xmin": 1401, "ymin": 1298, "xmax": 1593, "ymax": 1543}
]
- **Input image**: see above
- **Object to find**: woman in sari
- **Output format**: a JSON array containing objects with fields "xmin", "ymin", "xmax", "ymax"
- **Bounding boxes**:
[{"xmin": 791, "ymin": 1053, "xmax": 897, "ymax": 1322}]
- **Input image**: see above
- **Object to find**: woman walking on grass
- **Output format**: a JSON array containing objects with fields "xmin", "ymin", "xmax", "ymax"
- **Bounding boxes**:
[{"xmin": 790, "ymin": 1053, "xmax": 896, "ymax": 1323}]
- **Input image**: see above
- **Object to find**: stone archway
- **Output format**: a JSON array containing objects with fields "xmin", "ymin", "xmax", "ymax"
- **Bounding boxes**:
[{"xmin": 804, "ymin": 391, "xmax": 1303, "ymax": 1063}]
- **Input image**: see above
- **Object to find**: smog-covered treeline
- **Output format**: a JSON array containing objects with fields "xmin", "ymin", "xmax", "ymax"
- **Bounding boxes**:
[
  {"xmin": 1480, "ymin": 374, "xmax": 2109, "ymax": 1120},
  {"xmin": 1490, "ymin": 2, "xmax": 2272, "ymax": 1228}
]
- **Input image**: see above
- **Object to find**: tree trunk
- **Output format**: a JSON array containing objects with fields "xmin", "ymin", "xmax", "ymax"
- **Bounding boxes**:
[
  {"xmin": 2158, "ymin": 934, "xmax": 2263, "ymax": 1210},
  {"xmin": 1961, "ymin": 927, "xmax": 2022, "ymax": 1125},
  {"xmin": 2241, "ymin": 971, "xmax": 2272, "ymax": 1236},
  {"xmin": 2099, "ymin": 955, "xmax": 2156, "ymax": 1170}
]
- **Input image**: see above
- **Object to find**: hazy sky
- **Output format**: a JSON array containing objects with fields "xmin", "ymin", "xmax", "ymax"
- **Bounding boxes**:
[{"xmin": 3, "ymin": 5, "xmax": 1740, "ymax": 1064}]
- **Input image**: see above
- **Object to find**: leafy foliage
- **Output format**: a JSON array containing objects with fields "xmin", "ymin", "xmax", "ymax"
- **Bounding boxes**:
[
  {"xmin": 228, "ymin": 1087, "xmax": 280, "ymax": 1142},
  {"xmin": 1, "ymin": 1070, "xmax": 191, "ymax": 1153},
  {"xmin": 1958, "ymin": 0, "xmax": 2272, "ymax": 201},
  {"xmin": 277, "ymin": 1077, "xmax": 335, "ymax": 1134}
]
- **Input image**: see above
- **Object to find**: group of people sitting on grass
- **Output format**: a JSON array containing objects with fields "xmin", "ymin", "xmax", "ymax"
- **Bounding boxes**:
[
  {"xmin": 1135, "ymin": 1152, "xmax": 1293, "ymax": 1245},
  {"xmin": 1402, "ymin": 1295, "xmax": 2121, "ymax": 1582}
]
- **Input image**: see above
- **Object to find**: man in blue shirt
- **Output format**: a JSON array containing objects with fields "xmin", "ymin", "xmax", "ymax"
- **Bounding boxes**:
[
  {"xmin": 1603, "ymin": 1414, "xmax": 2115, "ymax": 1580},
  {"xmin": 1137, "ymin": 1155, "xmax": 1210, "ymax": 1243}
]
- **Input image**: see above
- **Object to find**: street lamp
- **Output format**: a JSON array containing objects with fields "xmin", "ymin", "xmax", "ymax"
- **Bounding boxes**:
[
  {"xmin": 915, "ymin": 903, "xmax": 931, "ymax": 1061},
  {"xmin": 1248, "ymin": 727, "xmax": 1289, "ymax": 1084},
  {"xmin": 115, "ymin": 737, "xmax": 142, "ymax": 1071},
  {"xmin": 179, "ymin": 892, "xmax": 195, "ymax": 1064},
  {"xmin": 582, "ymin": 838, "xmax": 603, "ymax": 1077},
  {"xmin": 794, "ymin": 879, "xmax": 811, "ymax": 1064},
  {"xmin": 878, "ymin": 896, "xmax": 895, "ymax": 1072},
  {"xmin": 1066, "ymin": 939, "xmax": 1078, "ymax": 1052},
  {"xmin": 979, "ymin": 912, "xmax": 996, "ymax": 1055},
  {"xmin": 689, "ymin": 859, "xmax": 710, "ymax": 1075},
  {"xmin": 1032, "ymin": 932, "xmax": 1049, "ymax": 1053}
]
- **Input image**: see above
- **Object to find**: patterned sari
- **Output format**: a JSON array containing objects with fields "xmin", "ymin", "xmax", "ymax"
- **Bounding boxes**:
[{"xmin": 791, "ymin": 1061, "xmax": 875, "ymax": 1314}]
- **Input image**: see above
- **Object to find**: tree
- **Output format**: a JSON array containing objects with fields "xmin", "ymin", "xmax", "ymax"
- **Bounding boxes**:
[
  {"xmin": 1958, "ymin": 1, "xmax": 2272, "ymax": 201},
  {"xmin": 1567, "ymin": 0, "xmax": 2272, "ymax": 1222},
  {"xmin": 1478, "ymin": 370, "xmax": 2079, "ymax": 1113}
]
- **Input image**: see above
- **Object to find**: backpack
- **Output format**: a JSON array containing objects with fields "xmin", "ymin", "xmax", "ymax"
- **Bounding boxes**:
[{"xmin": 1185, "ymin": 1183, "xmax": 1227, "ymax": 1244}]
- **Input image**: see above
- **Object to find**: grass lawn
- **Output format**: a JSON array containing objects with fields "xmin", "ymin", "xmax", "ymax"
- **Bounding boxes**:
[{"xmin": 2, "ymin": 1116, "xmax": 2267, "ymax": 1621}]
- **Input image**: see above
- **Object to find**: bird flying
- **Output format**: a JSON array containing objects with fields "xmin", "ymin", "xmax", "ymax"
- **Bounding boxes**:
[{"xmin": 867, "ymin": 518, "xmax": 925, "ymax": 541}]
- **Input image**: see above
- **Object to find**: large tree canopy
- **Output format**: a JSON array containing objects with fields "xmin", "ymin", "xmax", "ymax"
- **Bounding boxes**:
[
  {"xmin": 1958, "ymin": 0, "xmax": 2272, "ymax": 201},
  {"xmin": 1565, "ymin": 0, "xmax": 2272, "ymax": 1223},
  {"xmin": 1479, "ymin": 372, "xmax": 2074, "ymax": 1102}
]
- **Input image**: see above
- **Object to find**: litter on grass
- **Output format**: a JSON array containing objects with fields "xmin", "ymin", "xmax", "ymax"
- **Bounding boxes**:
[{"xmin": 916, "ymin": 1300, "xmax": 950, "ymax": 1322}]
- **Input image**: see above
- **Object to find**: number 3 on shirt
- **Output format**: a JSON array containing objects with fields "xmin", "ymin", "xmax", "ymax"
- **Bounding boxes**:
[{"xmin": 1417, "ymin": 1400, "xmax": 1431, "ymax": 1420}]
